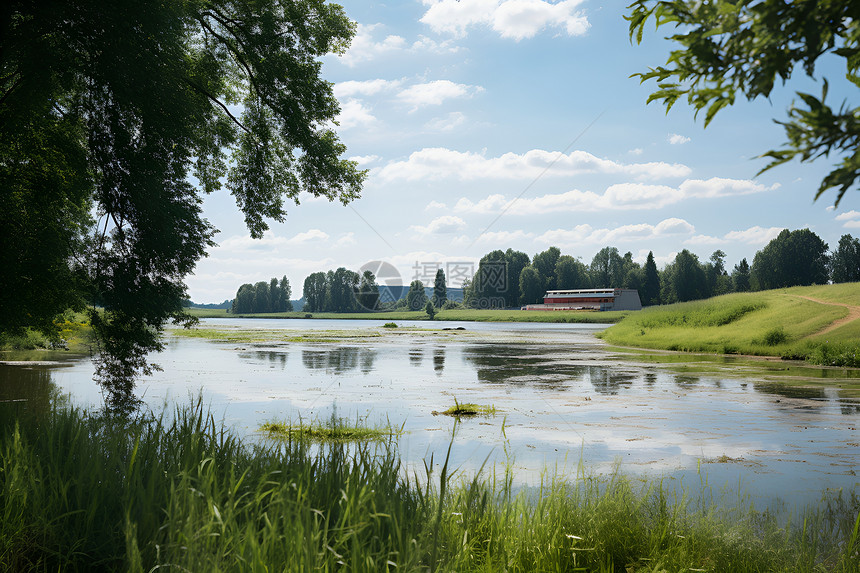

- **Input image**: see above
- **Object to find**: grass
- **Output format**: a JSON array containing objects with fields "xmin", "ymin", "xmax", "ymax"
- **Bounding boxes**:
[
  {"xmin": 600, "ymin": 285, "xmax": 860, "ymax": 365},
  {"xmin": 260, "ymin": 415, "xmax": 403, "ymax": 442},
  {"xmin": 0, "ymin": 312, "xmax": 92, "ymax": 353},
  {"xmin": 435, "ymin": 400, "xmax": 497, "ymax": 417},
  {"xmin": 186, "ymin": 307, "xmax": 630, "ymax": 323},
  {"xmin": 2, "ymin": 399, "xmax": 859, "ymax": 572}
]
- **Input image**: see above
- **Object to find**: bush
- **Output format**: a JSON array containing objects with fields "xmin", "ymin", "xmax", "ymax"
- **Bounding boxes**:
[{"xmin": 763, "ymin": 327, "xmax": 788, "ymax": 346}]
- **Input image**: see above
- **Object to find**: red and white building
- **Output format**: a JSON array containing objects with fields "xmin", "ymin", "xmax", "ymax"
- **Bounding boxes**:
[{"xmin": 523, "ymin": 288, "xmax": 642, "ymax": 311}]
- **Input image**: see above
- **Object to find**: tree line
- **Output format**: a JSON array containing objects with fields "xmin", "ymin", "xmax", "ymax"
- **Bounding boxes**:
[
  {"xmin": 228, "ymin": 230, "xmax": 860, "ymax": 314},
  {"xmin": 464, "ymin": 230, "xmax": 860, "ymax": 308}
]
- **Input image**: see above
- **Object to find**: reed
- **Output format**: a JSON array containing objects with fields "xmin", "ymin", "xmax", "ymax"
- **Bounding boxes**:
[{"xmin": 1, "ymin": 400, "xmax": 857, "ymax": 572}]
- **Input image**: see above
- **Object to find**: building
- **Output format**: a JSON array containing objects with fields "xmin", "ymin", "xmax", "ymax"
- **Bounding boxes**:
[{"xmin": 522, "ymin": 288, "xmax": 642, "ymax": 311}]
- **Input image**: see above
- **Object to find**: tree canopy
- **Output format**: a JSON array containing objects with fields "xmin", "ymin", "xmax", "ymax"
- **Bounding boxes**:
[
  {"xmin": 627, "ymin": 1, "xmax": 860, "ymax": 205},
  {"xmin": 1, "ymin": 0, "xmax": 363, "ymax": 407}
]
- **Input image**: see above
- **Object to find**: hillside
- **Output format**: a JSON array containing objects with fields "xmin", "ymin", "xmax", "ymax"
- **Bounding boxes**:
[{"xmin": 598, "ymin": 283, "xmax": 860, "ymax": 366}]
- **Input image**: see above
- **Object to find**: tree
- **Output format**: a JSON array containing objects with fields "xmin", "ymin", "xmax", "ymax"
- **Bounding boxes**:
[
  {"xmin": 532, "ymin": 247, "xmax": 561, "ymax": 291},
  {"xmin": 253, "ymin": 281, "xmax": 271, "ymax": 313},
  {"xmin": 555, "ymin": 255, "xmax": 588, "ymax": 290},
  {"xmin": 705, "ymin": 250, "xmax": 733, "ymax": 297},
  {"xmin": 432, "ymin": 268, "xmax": 447, "ymax": 308},
  {"xmin": 424, "ymin": 300, "xmax": 437, "ymax": 320},
  {"xmin": 519, "ymin": 266, "xmax": 544, "ymax": 306},
  {"xmin": 472, "ymin": 250, "xmax": 507, "ymax": 308},
  {"xmin": 302, "ymin": 272, "xmax": 328, "ymax": 313},
  {"xmin": 732, "ymin": 259, "xmax": 751, "ymax": 293},
  {"xmin": 751, "ymin": 229, "xmax": 829, "ymax": 290},
  {"xmin": 504, "ymin": 249, "xmax": 531, "ymax": 307},
  {"xmin": 328, "ymin": 268, "xmax": 359, "ymax": 313},
  {"xmin": 356, "ymin": 270, "xmax": 380, "ymax": 311},
  {"xmin": 830, "ymin": 234, "xmax": 860, "ymax": 283},
  {"xmin": 231, "ymin": 284, "xmax": 255, "ymax": 314},
  {"xmin": 669, "ymin": 250, "xmax": 708, "ymax": 303},
  {"xmin": 1, "ymin": 0, "xmax": 364, "ymax": 408},
  {"xmin": 406, "ymin": 280, "xmax": 428, "ymax": 311},
  {"xmin": 590, "ymin": 247, "xmax": 625, "ymax": 288},
  {"xmin": 628, "ymin": 1, "xmax": 860, "ymax": 205},
  {"xmin": 641, "ymin": 251, "xmax": 661, "ymax": 306},
  {"xmin": 278, "ymin": 276, "xmax": 293, "ymax": 312}
]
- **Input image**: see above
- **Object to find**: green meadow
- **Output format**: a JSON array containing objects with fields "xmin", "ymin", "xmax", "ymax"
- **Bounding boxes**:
[
  {"xmin": 2, "ymin": 400, "xmax": 858, "ymax": 572},
  {"xmin": 600, "ymin": 284, "xmax": 860, "ymax": 367}
]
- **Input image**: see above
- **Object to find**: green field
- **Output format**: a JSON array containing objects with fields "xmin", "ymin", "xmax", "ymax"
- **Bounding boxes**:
[
  {"xmin": 600, "ymin": 283, "xmax": 860, "ymax": 366},
  {"xmin": 186, "ymin": 307, "xmax": 630, "ymax": 323},
  {"xmin": 2, "ymin": 399, "xmax": 857, "ymax": 572}
]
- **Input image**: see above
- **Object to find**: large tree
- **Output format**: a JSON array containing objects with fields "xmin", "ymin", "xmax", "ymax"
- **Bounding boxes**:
[
  {"xmin": 751, "ymin": 229, "xmax": 829, "ymax": 290},
  {"xmin": 1, "ymin": 0, "xmax": 363, "ymax": 407},
  {"xmin": 532, "ymin": 247, "xmax": 561, "ymax": 291},
  {"xmin": 628, "ymin": 1, "xmax": 860, "ymax": 205},
  {"xmin": 432, "ymin": 268, "xmax": 447, "ymax": 308},
  {"xmin": 589, "ymin": 246, "xmax": 626, "ymax": 288},
  {"xmin": 641, "ymin": 251, "xmax": 661, "ymax": 306},
  {"xmin": 830, "ymin": 234, "xmax": 860, "ymax": 284}
]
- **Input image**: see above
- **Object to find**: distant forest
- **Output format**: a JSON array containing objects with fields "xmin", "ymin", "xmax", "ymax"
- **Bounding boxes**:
[{"xmin": 220, "ymin": 229, "xmax": 859, "ymax": 313}]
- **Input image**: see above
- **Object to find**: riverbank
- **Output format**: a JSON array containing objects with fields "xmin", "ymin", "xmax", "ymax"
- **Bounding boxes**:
[
  {"xmin": 2, "ymin": 399, "xmax": 857, "ymax": 572},
  {"xmin": 600, "ymin": 284, "xmax": 860, "ymax": 367},
  {"xmin": 186, "ymin": 307, "xmax": 631, "ymax": 323}
]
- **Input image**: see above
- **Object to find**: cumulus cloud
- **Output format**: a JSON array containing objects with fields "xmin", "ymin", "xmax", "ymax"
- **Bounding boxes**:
[
  {"xmin": 411, "ymin": 215, "xmax": 468, "ymax": 235},
  {"xmin": 835, "ymin": 210, "xmax": 860, "ymax": 227},
  {"xmin": 473, "ymin": 229, "xmax": 536, "ymax": 244},
  {"xmin": 421, "ymin": 0, "xmax": 589, "ymax": 41},
  {"xmin": 334, "ymin": 79, "xmax": 401, "ymax": 99},
  {"xmin": 668, "ymin": 133, "xmax": 690, "ymax": 145},
  {"xmin": 397, "ymin": 80, "xmax": 483, "ymax": 110},
  {"xmin": 536, "ymin": 218, "xmax": 695, "ymax": 247},
  {"xmin": 337, "ymin": 100, "xmax": 376, "ymax": 129},
  {"xmin": 376, "ymin": 147, "xmax": 691, "ymax": 182},
  {"xmin": 628, "ymin": 148, "xmax": 644, "ymax": 155},
  {"xmin": 449, "ymin": 177, "xmax": 775, "ymax": 214},
  {"xmin": 724, "ymin": 226, "xmax": 783, "ymax": 245},
  {"xmin": 425, "ymin": 200, "xmax": 448, "ymax": 210},
  {"xmin": 337, "ymin": 24, "xmax": 407, "ymax": 66},
  {"xmin": 348, "ymin": 154, "xmax": 381, "ymax": 166},
  {"xmin": 218, "ymin": 230, "xmax": 329, "ymax": 251}
]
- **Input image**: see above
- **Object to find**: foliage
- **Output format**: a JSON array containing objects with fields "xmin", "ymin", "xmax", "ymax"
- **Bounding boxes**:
[
  {"xmin": 230, "ymin": 276, "xmax": 291, "ymax": 314},
  {"xmin": 1, "ymin": 0, "xmax": 364, "ymax": 404},
  {"xmin": 425, "ymin": 300, "xmax": 437, "ymax": 320},
  {"xmin": 627, "ymin": 0, "xmax": 860, "ymax": 205},
  {"xmin": 751, "ymin": 229, "xmax": 830, "ymax": 290},
  {"xmin": 555, "ymin": 255, "xmax": 589, "ymax": 290},
  {"xmin": 356, "ymin": 270, "xmax": 380, "ymax": 311},
  {"xmin": 432, "ymin": 268, "xmax": 447, "ymax": 308},
  {"xmin": 590, "ymin": 246, "xmax": 632, "ymax": 288},
  {"xmin": 470, "ymin": 250, "xmax": 508, "ymax": 308},
  {"xmin": 830, "ymin": 234, "xmax": 860, "ymax": 283},
  {"xmin": 503, "ymin": 249, "xmax": 530, "ymax": 307},
  {"xmin": 732, "ymin": 258, "xmax": 751, "ymax": 293},
  {"xmin": 532, "ymin": 246, "xmax": 561, "ymax": 291},
  {"xmin": 518, "ymin": 266, "xmax": 544, "ymax": 306},
  {"xmin": 405, "ymin": 280, "xmax": 428, "ymax": 311},
  {"xmin": 641, "ymin": 251, "xmax": 661, "ymax": 306},
  {"xmin": 302, "ymin": 272, "xmax": 328, "ymax": 312},
  {"xmin": 2, "ymin": 400, "xmax": 859, "ymax": 572}
]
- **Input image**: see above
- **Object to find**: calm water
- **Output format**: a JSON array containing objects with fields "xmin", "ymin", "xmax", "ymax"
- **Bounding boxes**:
[{"xmin": 2, "ymin": 318, "xmax": 858, "ymax": 509}]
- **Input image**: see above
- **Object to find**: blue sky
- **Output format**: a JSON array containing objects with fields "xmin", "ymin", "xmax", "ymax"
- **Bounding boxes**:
[{"xmin": 187, "ymin": 0, "xmax": 855, "ymax": 303}]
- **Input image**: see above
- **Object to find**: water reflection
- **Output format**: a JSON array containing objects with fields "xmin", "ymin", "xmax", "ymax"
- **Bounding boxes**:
[
  {"xmin": 241, "ymin": 351, "xmax": 288, "ymax": 369},
  {"xmin": 753, "ymin": 383, "xmax": 827, "ymax": 402},
  {"xmin": 674, "ymin": 374, "xmax": 701, "ymax": 387},
  {"xmin": 463, "ymin": 344, "xmax": 589, "ymax": 389},
  {"xmin": 301, "ymin": 347, "xmax": 377, "ymax": 374},
  {"xmin": 409, "ymin": 347, "xmax": 423, "ymax": 367},
  {"xmin": 433, "ymin": 347, "xmax": 445, "ymax": 374},
  {"xmin": 589, "ymin": 367, "xmax": 636, "ymax": 395},
  {"xmin": 0, "ymin": 363, "xmax": 58, "ymax": 415}
]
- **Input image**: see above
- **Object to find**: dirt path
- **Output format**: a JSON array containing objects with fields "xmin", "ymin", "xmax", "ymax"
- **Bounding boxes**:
[{"xmin": 790, "ymin": 294, "xmax": 860, "ymax": 335}]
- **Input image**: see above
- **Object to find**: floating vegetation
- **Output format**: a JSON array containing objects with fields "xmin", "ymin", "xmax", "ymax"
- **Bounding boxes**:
[
  {"xmin": 434, "ymin": 399, "xmax": 496, "ymax": 418},
  {"xmin": 260, "ymin": 416, "xmax": 403, "ymax": 443}
]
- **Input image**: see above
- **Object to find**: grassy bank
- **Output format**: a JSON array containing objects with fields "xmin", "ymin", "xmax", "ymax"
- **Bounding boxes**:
[
  {"xmin": 2, "ymin": 400, "xmax": 858, "ymax": 572},
  {"xmin": 0, "ymin": 311, "xmax": 92, "ymax": 354},
  {"xmin": 600, "ymin": 284, "xmax": 860, "ymax": 366},
  {"xmin": 187, "ymin": 307, "xmax": 629, "ymax": 323}
]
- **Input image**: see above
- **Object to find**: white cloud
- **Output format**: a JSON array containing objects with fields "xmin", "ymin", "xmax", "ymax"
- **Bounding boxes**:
[
  {"xmin": 684, "ymin": 225, "xmax": 784, "ymax": 247},
  {"xmin": 723, "ymin": 226, "xmax": 783, "ymax": 245},
  {"xmin": 410, "ymin": 215, "xmax": 468, "ymax": 235},
  {"xmin": 449, "ymin": 177, "xmax": 775, "ymax": 214},
  {"xmin": 835, "ymin": 210, "xmax": 860, "ymax": 222},
  {"xmin": 376, "ymin": 147, "xmax": 690, "ymax": 182},
  {"xmin": 843, "ymin": 220, "xmax": 860, "ymax": 229},
  {"xmin": 425, "ymin": 111, "xmax": 467, "ymax": 131},
  {"xmin": 536, "ymin": 218, "xmax": 695, "ymax": 246},
  {"xmin": 421, "ymin": 0, "xmax": 589, "ymax": 41},
  {"xmin": 335, "ymin": 232, "xmax": 357, "ymax": 247},
  {"xmin": 337, "ymin": 100, "xmax": 376, "ymax": 129},
  {"xmin": 348, "ymin": 154, "xmax": 381, "ymax": 166},
  {"xmin": 668, "ymin": 133, "xmax": 690, "ymax": 145},
  {"xmin": 425, "ymin": 200, "xmax": 448, "ymax": 210},
  {"xmin": 473, "ymin": 229, "xmax": 536, "ymax": 244},
  {"xmin": 411, "ymin": 35, "xmax": 461, "ymax": 54},
  {"xmin": 286, "ymin": 229, "xmax": 330, "ymax": 245},
  {"xmin": 218, "ymin": 230, "xmax": 328, "ymax": 251},
  {"xmin": 628, "ymin": 148, "xmax": 644, "ymax": 156},
  {"xmin": 338, "ymin": 24, "xmax": 407, "ymax": 66},
  {"xmin": 334, "ymin": 79, "xmax": 401, "ymax": 99},
  {"xmin": 397, "ymin": 80, "xmax": 483, "ymax": 110}
]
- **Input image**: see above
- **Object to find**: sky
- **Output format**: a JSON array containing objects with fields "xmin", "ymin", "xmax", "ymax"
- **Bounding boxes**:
[{"xmin": 187, "ymin": 0, "xmax": 856, "ymax": 303}]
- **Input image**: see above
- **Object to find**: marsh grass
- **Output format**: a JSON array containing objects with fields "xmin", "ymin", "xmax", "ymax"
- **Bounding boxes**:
[
  {"xmin": 260, "ymin": 415, "xmax": 404, "ymax": 443},
  {"xmin": 436, "ymin": 399, "xmax": 497, "ymax": 417},
  {"xmin": 1, "ymin": 400, "xmax": 858, "ymax": 572}
]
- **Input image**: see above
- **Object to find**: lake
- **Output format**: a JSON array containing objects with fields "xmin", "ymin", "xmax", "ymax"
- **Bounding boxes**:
[{"xmin": 2, "ymin": 318, "xmax": 858, "ymax": 511}]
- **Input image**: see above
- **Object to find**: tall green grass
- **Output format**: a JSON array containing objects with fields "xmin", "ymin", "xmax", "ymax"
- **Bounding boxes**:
[{"xmin": 1, "ymin": 400, "xmax": 858, "ymax": 571}]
